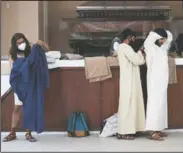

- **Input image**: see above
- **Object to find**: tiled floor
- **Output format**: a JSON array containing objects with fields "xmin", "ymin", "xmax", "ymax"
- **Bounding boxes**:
[{"xmin": 1, "ymin": 131, "xmax": 183, "ymax": 152}]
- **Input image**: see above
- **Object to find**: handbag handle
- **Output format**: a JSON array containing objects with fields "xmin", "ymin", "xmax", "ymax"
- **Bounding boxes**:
[
  {"xmin": 71, "ymin": 112, "xmax": 77, "ymax": 132},
  {"xmin": 79, "ymin": 113, "xmax": 88, "ymax": 131}
]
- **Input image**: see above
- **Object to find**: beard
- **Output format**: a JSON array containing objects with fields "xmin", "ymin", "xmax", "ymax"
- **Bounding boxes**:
[{"xmin": 129, "ymin": 39, "xmax": 144, "ymax": 52}]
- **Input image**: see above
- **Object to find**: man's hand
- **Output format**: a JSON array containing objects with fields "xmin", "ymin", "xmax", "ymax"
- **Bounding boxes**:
[
  {"xmin": 139, "ymin": 46, "xmax": 145, "ymax": 56},
  {"xmin": 139, "ymin": 46, "xmax": 144, "ymax": 52}
]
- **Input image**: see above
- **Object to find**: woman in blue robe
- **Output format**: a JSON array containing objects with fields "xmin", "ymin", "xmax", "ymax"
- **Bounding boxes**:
[{"xmin": 3, "ymin": 33, "xmax": 50, "ymax": 142}]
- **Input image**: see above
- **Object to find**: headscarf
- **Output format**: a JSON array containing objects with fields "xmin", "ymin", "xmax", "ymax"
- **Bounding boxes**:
[{"xmin": 154, "ymin": 28, "xmax": 168, "ymax": 39}]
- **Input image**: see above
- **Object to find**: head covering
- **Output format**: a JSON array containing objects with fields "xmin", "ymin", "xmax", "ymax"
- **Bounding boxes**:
[{"xmin": 154, "ymin": 28, "xmax": 168, "ymax": 38}]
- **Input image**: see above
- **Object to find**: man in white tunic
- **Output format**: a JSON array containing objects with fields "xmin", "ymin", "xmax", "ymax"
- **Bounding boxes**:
[
  {"xmin": 116, "ymin": 29, "xmax": 146, "ymax": 140},
  {"xmin": 144, "ymin": 28, "xmax": 173, "ymax": 141}
]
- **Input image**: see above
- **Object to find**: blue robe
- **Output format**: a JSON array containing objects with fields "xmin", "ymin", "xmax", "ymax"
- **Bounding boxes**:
[{"xmin": 10, "ymin": 44, "xmax": 49, "ymax": 133}]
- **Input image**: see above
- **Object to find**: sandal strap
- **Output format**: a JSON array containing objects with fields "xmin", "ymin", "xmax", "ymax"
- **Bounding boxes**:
[
  {"xmin": 3, "ymin": 133, "xmax": 16, "ymax": 142},
  {"xmin": 117, "ymin": 134, "xmax": 135, "ymax": 140},
  {"xmin": 157, "ymin": 131, "xmax": 167, "ymax": 137},
  {"xmin": 25, "ymin": 133, "xmax": 36, "ymax": 142},
  {"xmin": 150, "ymin": 132, "xmax": 164, "ymax": 141}
]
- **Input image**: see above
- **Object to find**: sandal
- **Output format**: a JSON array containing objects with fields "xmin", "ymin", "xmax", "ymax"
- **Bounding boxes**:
[
  {"xmin": 135, "ymin": 132, "xmax": 143, "ymax": 137},
  {"xmin": 149, "ymin": 132, "xmax": 164, "ymax": 141},
  {"xmin": 3, "ymin": 132, "xmax": 17, "ymax": 142},
  {"xmin": 157, "ymin": 131, "xmax": 168, "ymax": 137},
  {"xmin": 117, "ymin": 134, "xmax": 135, "ymax": 140},
  {"xmin": 25, "ymin": 133, "xmax": 37, "ymax": 142}
]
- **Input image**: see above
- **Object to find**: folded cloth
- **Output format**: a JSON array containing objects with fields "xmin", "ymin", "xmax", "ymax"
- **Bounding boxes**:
[
  {"xmin": 65, "ymin": 53, "xmax": 83, "ymax": 60},
  {"xmin": 106, "ymin": 56, "xmax": 119, "ymax": 66},
  {"xmin": 46, "ymin": 57, "xmax": 56, "ymax": 64},
  {"xmin": 168, "ymin": 56, "xmax": 177, "ymax": 84},
  {"xmin": 46, "ymin": 51, "xmax": 61, "ymax": 59},
  {"xmin": 84, "ymin": 56, "xmax": 119, "ymax": 82}
]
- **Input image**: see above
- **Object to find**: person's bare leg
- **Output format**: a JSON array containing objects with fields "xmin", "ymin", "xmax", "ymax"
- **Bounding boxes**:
[
  {"xmin": 3, "ymin": 105, "xmax": 22, "ymax": 142},
  {"xmin": 11, "ymin": 105, "xmax": 22, "ymax": 128}
]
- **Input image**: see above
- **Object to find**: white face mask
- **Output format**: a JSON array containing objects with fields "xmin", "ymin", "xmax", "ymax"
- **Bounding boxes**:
[{"xmin": 18, "ymin": 42, "xmax": 26, "ymax": 51}]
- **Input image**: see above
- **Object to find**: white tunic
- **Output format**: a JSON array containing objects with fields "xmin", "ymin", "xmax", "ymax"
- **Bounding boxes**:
[
  {"xmin": 144, "ymin": 31, "xmax": 173, "ymax": 131},
  {"xmin": 117, "ymin": 43, "xmax": 146, "ymax": 134}
]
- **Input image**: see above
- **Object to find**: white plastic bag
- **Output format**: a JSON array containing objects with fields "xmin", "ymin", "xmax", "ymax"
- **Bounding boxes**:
[{"xmin": 99, "ymin": 113, "xmax": 119, "ymax": 138}]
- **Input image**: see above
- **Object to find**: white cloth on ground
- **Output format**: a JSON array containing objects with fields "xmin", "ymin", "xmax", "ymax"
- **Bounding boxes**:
[{"xmin": 99, "ymin": 113, "xmax": 119, "ymax": 138}]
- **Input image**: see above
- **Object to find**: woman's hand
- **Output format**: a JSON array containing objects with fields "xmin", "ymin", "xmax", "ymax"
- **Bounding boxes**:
[
  {"xmin": 35, "ymin": 40, "xmax": 50, "ymax": 51},
  {"xmin": 36, "ymin": 40, "xmax": 43, "ymax": 47}
]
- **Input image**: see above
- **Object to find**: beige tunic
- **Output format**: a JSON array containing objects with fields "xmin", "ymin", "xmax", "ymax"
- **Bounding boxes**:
[{"xmin": 117, "ymin": 43, "xmax": 145, "ymax": 135}]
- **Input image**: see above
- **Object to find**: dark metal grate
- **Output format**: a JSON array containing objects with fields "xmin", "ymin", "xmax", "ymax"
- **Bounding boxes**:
[{"xmin": 77, "ymin": 9, "xmax": 170, "ymax": 20}]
